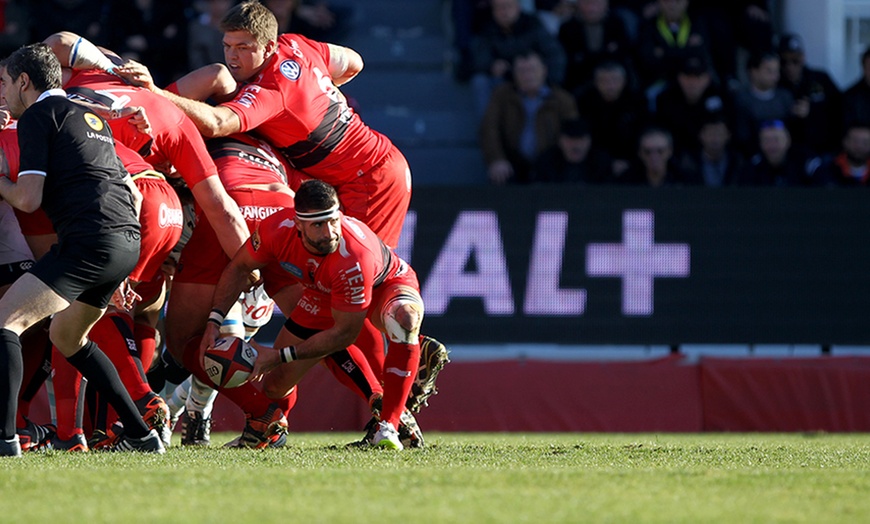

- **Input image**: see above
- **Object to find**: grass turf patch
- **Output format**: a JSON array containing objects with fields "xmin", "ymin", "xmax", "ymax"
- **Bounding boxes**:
[{"xmin": 1, "ymin": 433, "xmax": 868, "ymax": 523}]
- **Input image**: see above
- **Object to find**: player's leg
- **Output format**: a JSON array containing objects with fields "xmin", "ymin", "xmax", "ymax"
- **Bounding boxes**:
[
  {"xmin": 0, "ymin": 273, "xmax": 71, "ymax": 456},
  {"xmin": 51, "ymin": 300, "xmax": 162, "ymax": 453}
]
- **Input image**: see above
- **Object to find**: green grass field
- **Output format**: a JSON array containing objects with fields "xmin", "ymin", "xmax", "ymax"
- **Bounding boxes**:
[{"xmin": 1, "ymin": 432, "xmax": 869, "ymax": 523}]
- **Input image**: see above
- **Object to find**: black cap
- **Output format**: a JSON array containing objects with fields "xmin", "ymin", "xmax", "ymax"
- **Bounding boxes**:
[
  {"xmin": 778, "ymin": 33, "xmax": 804, "ymax": 54},
  {"xmin": 561, "ymin": 118, "xmax": 590, "ymax": 138},
  {"xmin": 679, "ymin": 53, "xmax": 710, "ymax": 75}
]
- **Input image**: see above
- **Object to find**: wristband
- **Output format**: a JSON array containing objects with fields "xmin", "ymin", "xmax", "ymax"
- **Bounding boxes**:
[
  {"xmin": 279, "ymin": 345, "xmax": 297, "ymax": 363},
  {"xmin": 207, "ymin": 308, "xmax": 225, "ymax": 327}
]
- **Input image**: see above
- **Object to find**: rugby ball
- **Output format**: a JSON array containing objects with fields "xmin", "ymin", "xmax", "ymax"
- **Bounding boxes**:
[{"xmin": 203, "ymin": 336, "xmax": 258, "ymax": 388}]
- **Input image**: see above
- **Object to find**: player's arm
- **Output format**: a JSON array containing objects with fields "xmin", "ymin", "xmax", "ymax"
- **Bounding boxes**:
[
  {"xmin": 123, "ymin": 174, "xmax": 143, "ymax": 219},
  {"xmin": 326, "ymin": 44, "xmax": 363, "ymax": 86},
  {"xmin": 171, "ymin": 63, "xmax": 239, "ymax": 103},
  {"xmin": 189, "ymin": 176, "xmax": 250, "ymax": 259},
  {"xmin": 252, "ymin": 308, "xmax": 366, "ymax": 378},
  {"xmin": 44, "ymin": 31, "xmax": 120, "ymax": 72},
  {"xmin": 202, "ymin": 244, "xmax": 266, "ymax": 352},
  {"xmin": 116, "ymin": 60, "xmax": 242, "ymax": 137},
  {"xmin": 0, "ymin": 173, "xmax": 44, "ymax": 213}
]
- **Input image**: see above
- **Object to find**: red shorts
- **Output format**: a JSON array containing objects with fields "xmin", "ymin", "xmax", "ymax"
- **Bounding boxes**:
[
  {"xmin": 14, "ymin": 208, "xmax": 54, "ymax": 236},
  {"xmin": 129, "ymin": 176, "xmax": 184, "ymax": 284},
  {"xmin": 337, "ymin": 144, "xmax": 411, "ymax": 248},
  {"xmin": 175, "ymin": 188, "xmax": 294, "ymax": 285},
  {"xmin": 288, "ymin": 267, "xmax": 421, "ymax": 331}
]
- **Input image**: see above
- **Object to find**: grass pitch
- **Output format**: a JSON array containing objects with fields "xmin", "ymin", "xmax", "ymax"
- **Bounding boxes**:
[{"xmin": 1, "ymin": 432, "xmax": 869, "ymax": 523}]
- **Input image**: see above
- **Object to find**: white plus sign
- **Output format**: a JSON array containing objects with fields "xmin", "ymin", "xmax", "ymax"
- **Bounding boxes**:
[{"xmin": 586, "ymin": 209, "xmax": 690, "ymax": 316}]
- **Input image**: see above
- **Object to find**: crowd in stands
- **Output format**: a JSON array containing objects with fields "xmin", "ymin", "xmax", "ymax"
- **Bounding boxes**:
[
  {"xmin": 0, "ymin": 0, "xmax": 351, "ymax": 87},
  {"xmin": 459, "ymin": 0, "xmax": 870, "ymax": 187},
  {"xmin": 0, "ymin": 1, "xmax": 865, "ymax": 188}
]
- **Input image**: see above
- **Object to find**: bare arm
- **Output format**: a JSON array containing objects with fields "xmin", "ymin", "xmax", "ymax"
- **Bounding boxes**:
[
  {"xmin": 189, "ymin": 176, "xmax": 250, "ymax": 258},
  {"xmin": 252, "ymin": 308, "xmax": 366, "ymax": 378},
  {"xmin": 123, "ymin": 175, "xmax": 142, "ymax": 220},
  {"xmin": 326, "ymin": 44, "xmax": 363, "ymax": 86},
  {"xmin": 0, "ymin": 173, "xmax": 44, "ymax": 213},
  {"xmin": 116, "ymin": 61, "xmax": 242, "ymax": 137},
  {"xmin": 172, "ymin": 63, "xmax": 240, "ymax": 103},
  {"xmin": 201, "ymin": 245, "xmax": 265, "ymax": 353}
]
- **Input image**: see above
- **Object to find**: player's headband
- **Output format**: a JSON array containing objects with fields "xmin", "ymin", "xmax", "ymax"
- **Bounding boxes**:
[{"xmin": 295, "ymin": 203, "xmax": 341, "ymax": 222}]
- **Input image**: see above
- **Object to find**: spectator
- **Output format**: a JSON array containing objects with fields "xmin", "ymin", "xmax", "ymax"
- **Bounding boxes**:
[
  {"xmin": 557, "ymin": 0, "xmax": 634, "ymax": 93},
  {"xmin": 480, "ymin": 50, "xmax": 578, "ymax": 184},
  {"xmin": 634, "ymin": 0, "xmax": 711, "ymax": 102},
  {"xmin": 815, "ymin": 123, "xmax": 870, "ymax": 187},
  {"xmin": 653, "ymin": 50, "xmax": 731, "ymax": 156},
  {"xmin": 535, "ymin": 0, "xmax": 576, "ymax": 36},
  {"xmin": 0, "ymin": 1, "xmax": 30, "ymax": 58},
  {"xmin": 265, "ymin": 0, "xmax": 355, "ymax": 42},
  {"xmin": 575, "ymin": 60, "xmax": 647, "ymax": 176},
  {"xmin": 732, "ymin": 51, "xmax": 795, "ymax": 156},
  {"xmin": 777, "ymin": 33, "xmax": 842, "ymax": 158},
  {"xmin": 470, "ymin": 0, "xmax": 566, "ymax": 116},
  {"xmin": 736, "ymin": 120, "xmax": 818, "ymax": 186},
  {"xmin": 103, "ymin": 0, "xmax": 190, "ymax": 86},
  {"xmin": 188, "ymin": 0, "xmax": 235, "ymax": 71},
  {"xmin": 842, "ymin": 47, "xmax": 870, "ymax": 130},
  {"xmin": 677, "ymin": 115, "xmax": 743, "ymax": 187},
  {"xmin": 451, "ymin": 0, "xmax": 495, "ymax": 82},
  {"xmin": 27, "ymin": 0, "xmax": 105, "ymax": 42},
  {"xmin": 532, "ymin": 118, "xmax": 612, "ymax": 183},
  {"xmin": 691, "ymin": 1, "xmax": 774, "ymax": 87},
  {"xmin": 622, "ymin": 126, "xmax": 684, "ymax": 186}
]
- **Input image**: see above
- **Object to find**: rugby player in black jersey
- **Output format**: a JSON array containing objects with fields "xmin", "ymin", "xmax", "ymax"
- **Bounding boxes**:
[{"xmin": 0, "ymin": 43, "xmax": 163, "ymax": 456}]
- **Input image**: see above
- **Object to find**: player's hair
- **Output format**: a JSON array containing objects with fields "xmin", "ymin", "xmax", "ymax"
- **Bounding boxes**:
[
  {"xmin": 295, "ymin": 180, "xmax": 339, "ymax": 214},
  {"xmin": 221, "ymin": 0, "xmax": 279, "ymax": 46},
  {"xmin": 3, "ymin": 43, "xmax": 62, "ymax": 92}
]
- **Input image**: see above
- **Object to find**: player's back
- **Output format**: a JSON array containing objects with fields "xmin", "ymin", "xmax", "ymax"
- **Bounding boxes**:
[
  {"xmin": 65, "ymin": 69, "xmax": 217, "ymax": 187},
  {"xmin": 224, "ymin": 34, "xmax": 393, "ymax": 186}
]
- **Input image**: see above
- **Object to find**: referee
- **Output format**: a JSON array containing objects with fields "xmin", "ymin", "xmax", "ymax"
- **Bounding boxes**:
[{"xmin": 0, "ymin": 43, "xmax": 163, "ymax": 456}]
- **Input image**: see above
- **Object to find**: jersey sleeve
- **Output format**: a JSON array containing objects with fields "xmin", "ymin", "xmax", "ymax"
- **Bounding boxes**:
[
  {"xmin": 221, "ymin": 83, "xmax": 287, "ymax": 134},
  {"xmin": 16, "ymin": 108, "xmax": 53, "ymax": 177}
]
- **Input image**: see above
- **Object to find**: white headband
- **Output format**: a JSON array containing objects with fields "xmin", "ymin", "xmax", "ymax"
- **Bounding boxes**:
[{"xmin": 295, "ymin": 203, "xmax": 341, "ymax": 222}]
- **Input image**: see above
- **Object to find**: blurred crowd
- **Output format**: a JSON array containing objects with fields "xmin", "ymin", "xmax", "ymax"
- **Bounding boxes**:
[
  {"xmin": 459, "ymin": 0, "xmax": 870, "ymax": 187},
  {"xmin": 0, "ymin": 1, "xmax": 865, "ymax": 188},
  {"xmin": 0, "ymin": 0, "xmax": 352, "ymax": 87}
]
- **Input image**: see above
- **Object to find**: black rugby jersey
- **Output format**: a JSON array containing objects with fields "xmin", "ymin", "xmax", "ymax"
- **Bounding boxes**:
[{"xmin": 17, "ymin": 91, "xmax": 139, "ymax": 238}]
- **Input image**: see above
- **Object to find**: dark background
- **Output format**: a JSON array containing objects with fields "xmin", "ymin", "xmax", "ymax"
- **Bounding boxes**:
[{"xmin": 400, "ymin": 186, "xmax": 870, "ymax": 345}]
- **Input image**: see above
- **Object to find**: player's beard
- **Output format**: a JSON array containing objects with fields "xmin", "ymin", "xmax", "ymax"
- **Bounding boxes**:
[{"xmin": 303, "ymin": 232, "xmax": 339, "ymax": 255}]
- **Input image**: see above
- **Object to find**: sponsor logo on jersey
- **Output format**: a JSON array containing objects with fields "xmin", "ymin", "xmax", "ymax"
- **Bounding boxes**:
[
  {"xmin": 158, "ymin": 203, "xmax": 184, "ymax": 229},
  {"xmin": 280, "ymin": 261, "xmax": 303, "ymax": 278},
  {"xmin": 280, "ymin": 59, "xmax": 301, "ymax": 81},
  {"xmin": 251, "ymin": 230, "xmax": 261, "ymax": 251},
  {"xmin": 83, "ymin": 112, "xmax": 103, "ymax": 131},
  {"xmin": 238, "ymin": 206, "xmax": 283, "ymax": 221}
]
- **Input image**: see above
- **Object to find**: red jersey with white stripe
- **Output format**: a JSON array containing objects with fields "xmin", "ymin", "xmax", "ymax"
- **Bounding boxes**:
[
  {"xmin": 222, "ymin": 34, "xmax": 393, "ymax": 186},
  {"xmin": 247, "ymin": 209, "xmax": 404, "ymax": 313},
  {"xmin": 65, "ymin": 69, "xmax": 218, "ymax": 187}
]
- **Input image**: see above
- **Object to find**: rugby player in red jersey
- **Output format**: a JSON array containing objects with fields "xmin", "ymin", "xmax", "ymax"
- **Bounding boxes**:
[{"xmin": 204, "ymin": 180, "xmax": 427, "ymax": 450}]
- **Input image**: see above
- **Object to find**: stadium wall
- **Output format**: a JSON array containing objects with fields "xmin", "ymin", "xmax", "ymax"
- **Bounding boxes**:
[{"xmin": 28, "ymin": 186, "xmax": 870, "ymax": 433}]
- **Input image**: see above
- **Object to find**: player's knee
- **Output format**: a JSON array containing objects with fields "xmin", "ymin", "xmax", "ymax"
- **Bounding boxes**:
[
  {"xmin": 48, "ymin": 322, "xmax": 87, "ymax": 356},
  {"xmin": 383, "ymin": 302, "xmax": 423, "ymax": 344}
]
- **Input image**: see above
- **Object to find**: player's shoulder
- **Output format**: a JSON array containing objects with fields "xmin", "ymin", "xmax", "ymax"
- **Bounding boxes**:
[{"xmin": 261, "ymin": 207, "xmax": 297, "ymax": 231}]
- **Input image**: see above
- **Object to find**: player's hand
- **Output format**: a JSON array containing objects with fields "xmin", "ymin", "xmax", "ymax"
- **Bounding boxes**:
[
  {"xmin": 488, "ymin": 159, "xmax": 514, "ymax": 185},
  {"xmin": 200, "ymin": 320, "xmax": 221, "ymax": 356},
  {"xmin": 120, "ymin": 106, "xmax": 152, "ymax": 135},
  {"xmin": 115, "ymin": 60, "xmax": 157, "ymax": 91},
  {"xmin": 111, "ymin": 278, "xmax": 141, "ymax": 311},
  {"xmin": 250, "ymin": 340, "xmax": 281, "ymax": 381},
  {"xmin": 0, "ymin": 107, "xmax": 11, "ymax": 130}
]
